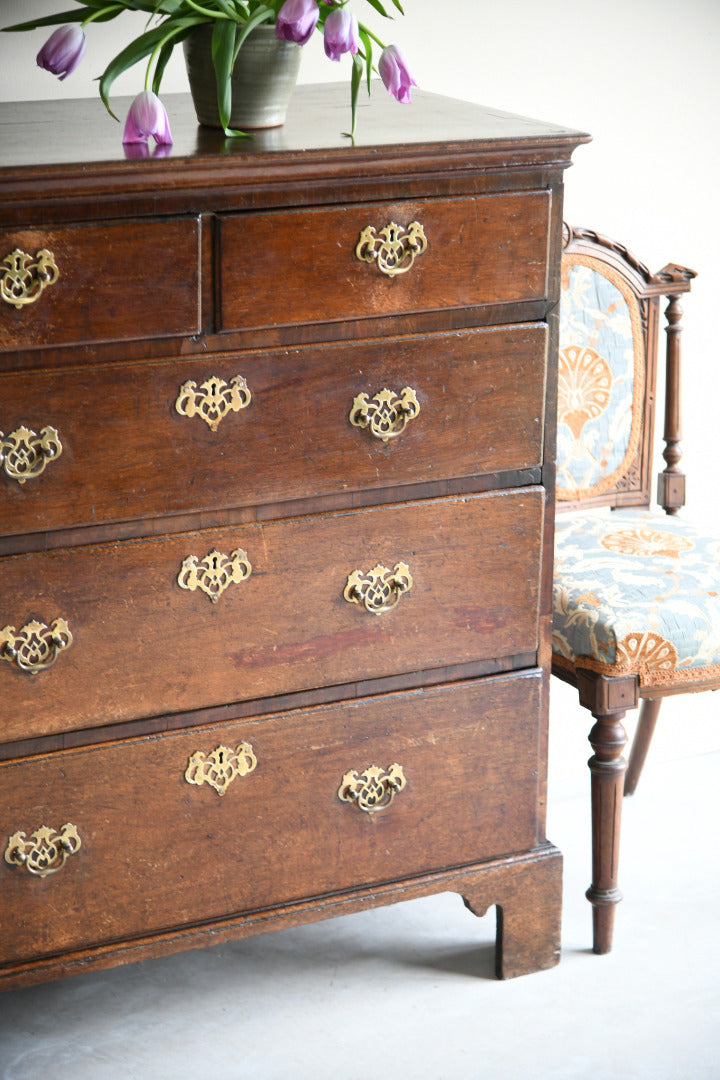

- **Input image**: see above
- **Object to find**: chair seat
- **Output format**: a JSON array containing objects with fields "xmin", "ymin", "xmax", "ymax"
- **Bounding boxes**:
[{"xmin": 552, "ymin": 510, "xmax": 720, "ymax": 688}]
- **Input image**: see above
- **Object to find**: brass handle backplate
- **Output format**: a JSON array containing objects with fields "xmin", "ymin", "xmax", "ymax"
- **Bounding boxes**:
[
  {"xmin": 344, "ymin": 562, "xmax": 413, "ymax": 614},
  {"xmin": 349, "ymin": 386, "xmax": 419, "ymax": 442},
  {"xmin": 175, "ymin": 374, "xmax": 251, "ymax": 431},
  {"xmin": 1, "ymin": 248, "xmax": 59, "ymax": 309},
  {"xmin": 355, "ymin": 221, "xmax": 427, "ymax": 277},
  {"xmin": 338, "ymin": 764, "xmax": 407, "ymax": 813},
  {"xmin": 5, "ymin": 823, "xmax": 81, "ymax": 877},
  {"xmin": 0, "ymin": 425, "xmax": 62, "ymax": 484},
  {"xmin": 0, "ymin": 618, "xmax": 73, "ymax": 674},
  {"xmin": 177, "ymin": 547, "xmax": 252, "ymax": 603},
  {"xmin": 185, "ymin": 742, "xmax": 257, "ymax": 796}
]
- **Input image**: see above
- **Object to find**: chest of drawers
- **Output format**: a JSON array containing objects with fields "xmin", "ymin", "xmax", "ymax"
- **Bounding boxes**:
[{"xmin": 0, "ymin": 88, "xmax": 588, "ymax": 988}]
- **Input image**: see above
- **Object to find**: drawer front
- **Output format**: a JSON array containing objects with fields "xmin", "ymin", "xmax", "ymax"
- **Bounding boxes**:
[
  {"xmin": 0, "ymin": 490, "xmax": 543, "ymax": 742},
  {"xmin": 0, "ymin": 671, "xmax": 542, "ymax": 965},
  {"xmin": 0, "ymin": 325, "xmax": 546, "ymax": 537},
  {"xmin": 219, "ymin": 192, "xmax": 551, "ymax": 332},
  {"xmin": 0, "ymin": 219, "xmax": 200, "ymax": 354}
]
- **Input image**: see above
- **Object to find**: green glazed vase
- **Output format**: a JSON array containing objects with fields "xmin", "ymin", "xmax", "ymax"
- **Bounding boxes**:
[{"xmin": 183, "ymin": 24, "xmax": 302, "ymax": 130}]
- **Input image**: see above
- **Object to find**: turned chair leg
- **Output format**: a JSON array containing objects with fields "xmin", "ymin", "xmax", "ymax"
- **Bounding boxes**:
[
  {"xmin": 586, "ymin": 710, "xmax": 628, "ymax": 954},
  {"xmin": 624, "ymin": 698, "xmax": 662, "ymax": 796}
]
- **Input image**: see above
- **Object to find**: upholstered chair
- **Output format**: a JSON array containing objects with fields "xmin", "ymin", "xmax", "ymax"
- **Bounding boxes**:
[{"xmin": 552, "ymin": 226, "xmax": 719, "ymax": 953}]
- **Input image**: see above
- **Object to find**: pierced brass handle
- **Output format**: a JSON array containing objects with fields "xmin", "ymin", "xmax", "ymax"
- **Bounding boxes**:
[
  {"xmin": 185, "ymin": 742, "xmax": 257, "ymax": 796},
  {"xmin": 5, "ymin": 823, "xmax": 81, "ymax": 877},
  {"xmin": 349, "ymin": 386, "xmax": 420, "ymax": 442},
  {"xmin": 355, "ymin": 221, "xmax": 427, "ymax": 277},
  {"xmin": 177, "ymin": 547, "xmax": 252, "ymax": 603},
  {"xmin": 0, "ymin": 618, "xmax": 73, "ymax": 674},
  {"xmin": 0, "ymin": 425, "xmax": 63, "ymax": 484},
  {"xmin": 175, "ymin": 374, "xmax": 251, "ymax": 431},
  {"xmin": 338, "ymin": 764, "xmax": 407, "ymax": 813},
  {"xmin": 1, "ymin": 248, "xmax": 59, "ymax": 309},
  {"xmin": 344, "ymin": 562, "xmax": 413, "ymax": 614}
]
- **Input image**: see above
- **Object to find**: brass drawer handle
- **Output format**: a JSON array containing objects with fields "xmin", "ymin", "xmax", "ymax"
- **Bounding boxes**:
[
  {"xmin": 175, "ymin": 374, "xmax": 251, "ymax": 431},
  {"xmin": 177, "ymin": 547, "xmax": 252, "ymax": 603},
  {"xmin": 0, "ymin": 618, "xmax": 73, "ymax": 674},
  {"xmin": 5, "ymin": 823, "xmax": 81, "ymax": 877},
  {"xmin": 355, "ymin": 221, "xmax": 427, "ymax": 277},
  {"xmin": 185, "ymin": 742, "xmax": 257, "ymax": 796},
  {"xmin": 349, "ymin": 386, "xmax": 420, "ymax": 442},
  {"xmin": 1, "ymin": 248, "xmax": 59, "ymax": 309},
  {"xmin": 344, "ymin": 562, "xmax": 413, "ymax": 614},
  {"xmin": 0, "ymin": 424, "xmax": 63, "ymax": 484},
  {"xmin": 338, "ymin": 764, "xmax": 407, "ymax": 813}
]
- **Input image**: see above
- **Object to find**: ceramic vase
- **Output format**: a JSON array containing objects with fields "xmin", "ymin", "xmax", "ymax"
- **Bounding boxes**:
[{"xmin": 183, "ymin": 24, "xmax": 301, "ymax": 130}]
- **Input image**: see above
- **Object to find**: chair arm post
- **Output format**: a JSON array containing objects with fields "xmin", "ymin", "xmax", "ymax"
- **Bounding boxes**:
[
  {"xmin": 655, "ymin": 264, "xmax": 695, "ymax": 515},
  {"xmin": 658, "ymin": 293, "xmax": 686, "ymax": 514}
]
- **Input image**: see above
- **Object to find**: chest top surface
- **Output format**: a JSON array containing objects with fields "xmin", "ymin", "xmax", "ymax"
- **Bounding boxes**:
[{"xmin": 0, "ymin": 86, "xmax": 589, "ymax": 210}]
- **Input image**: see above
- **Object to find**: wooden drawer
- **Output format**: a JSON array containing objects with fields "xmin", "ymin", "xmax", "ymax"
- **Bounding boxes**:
[
  {"xmin": 0, "ymin": 671, "xmax": 542, "ymax": 966},
  {"xmin": 0, "ymin": 325, "xmax": 546, "ymax": 537},
  {"xmin": 0, "ymin": 219, "xmax": 200, "ymax": 354},
  {"xmin": 218, "ymin": 192, "xmax": 551, "ymax": 332},
  {"xmin": 0, "ymin": 490, "xmax": 543, "ymax": 742}
]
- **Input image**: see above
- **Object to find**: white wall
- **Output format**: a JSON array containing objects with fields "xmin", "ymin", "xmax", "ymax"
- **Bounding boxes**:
[{"xmin": 2, "ymin": 0, "xmax": 719, "ymax": 526}]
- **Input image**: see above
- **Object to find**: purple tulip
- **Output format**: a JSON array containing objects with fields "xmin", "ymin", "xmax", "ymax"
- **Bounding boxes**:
[
  {"xmin": 323, "ymin": 8, "xmax": 359, "ymax": 61},
  {"xmin": 36, "ymin": 24, "xmax": 87, "ymax": 81},
  {"xmin": 276, "ymin": 0, "xmax": 320, "ymax": 46},
  {"xmin": 122, "ymin": 91, "xmax": 173, "ymax": 146},
  {"xmin": 379, "ymin": 45, "xmax": 417, "ymax": 104}
]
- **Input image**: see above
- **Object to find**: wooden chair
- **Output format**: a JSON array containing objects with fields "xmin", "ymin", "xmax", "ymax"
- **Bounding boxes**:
[{"xmin": 552, "ymin": 225, "xmax": 720, "ymax": 953}]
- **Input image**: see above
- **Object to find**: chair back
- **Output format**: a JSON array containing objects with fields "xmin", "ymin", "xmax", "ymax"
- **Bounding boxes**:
[{"xmin": 557, "ymin": 225, "xmax": 695, "ymax": 512}]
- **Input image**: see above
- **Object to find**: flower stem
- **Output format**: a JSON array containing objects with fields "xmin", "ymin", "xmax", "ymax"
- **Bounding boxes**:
[
  {"xmin": 359, "ymin": 23, "xmax": 385, "ymax": 49},
  {"xmin": 144, "ymin": 24, "xmax": 190, "ymax": 91}
]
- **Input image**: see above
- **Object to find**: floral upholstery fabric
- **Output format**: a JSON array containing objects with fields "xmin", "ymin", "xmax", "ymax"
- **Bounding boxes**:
[
  {"xmin": 557, "ymin": 259, "xmax": 644, "ymax": 501},
  {"xmin": 553, "ymin": 510, "xmax": 720, "ymax": 688}
]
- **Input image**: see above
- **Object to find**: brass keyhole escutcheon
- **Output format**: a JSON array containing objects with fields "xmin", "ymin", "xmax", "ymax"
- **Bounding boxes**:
[
  {"xmin": 175, "ymin": 374, "xmax": 251, "ymax": 431},
  {"xmin": 177, "ymin": 547, "xmax": 252, "ymax": 603},
  {"xmin": 185, "ymin": 743, "xmax": 257, "ymax": 796}
]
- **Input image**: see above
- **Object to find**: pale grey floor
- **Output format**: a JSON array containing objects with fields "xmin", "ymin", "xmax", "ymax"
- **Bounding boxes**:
[{"xmin": 1, "ymin": 680, "xmax": 718, "ymax": 1080}]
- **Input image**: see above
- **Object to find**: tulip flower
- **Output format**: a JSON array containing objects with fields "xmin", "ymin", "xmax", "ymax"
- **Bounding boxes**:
[
  {"xmin": 323, "ymin": 8, "xmax": 359, "ymax": 61},
  {"xmin": 122, "ymin": 91, "xmax": 173, "ymax": 146},
  {"xmin": 36, "ymin": 24, "xmax": 86, "ymax": 81},
  {"xmin": 378, "ymin": 45, "xmax": 417, "ymax": 105},
  {"xmin": 276, "ymin": 0, "xmax": 320, "ymax": 46}
]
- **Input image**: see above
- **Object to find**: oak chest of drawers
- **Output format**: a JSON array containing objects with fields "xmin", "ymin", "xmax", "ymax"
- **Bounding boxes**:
[{"xmin": 0, "ymin": 88, "xmax": 588, "ymax": 989}]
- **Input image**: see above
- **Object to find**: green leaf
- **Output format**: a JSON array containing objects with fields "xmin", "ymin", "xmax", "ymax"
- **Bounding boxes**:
[
  {"xmin": 361, "ymin": 0, "xmax": 391, "ymax": 18},
  {"xmin": 348, "ymin": 51, "xmax": 364, "ymax": 140},
  {"xmin": 205, "ymin": 0, "xmax": 240, "ymax": 18},
  {"xmin": 151, "ymin": 37, "xmax": 176, "ymax": 93},
  {"xmin": 231, "ymin": 2, "xmax": 274, "ymax": 61},
  {"xmin": 359, "ymin": 27, "xmax": 373, "ymax": 93},
  {"xmin": 211, "ymin": 17, "xmax": 236, "ymax": 133},
  {"xmin": 114, "ymin": 1, "xmax": 185, "ymax": 11},
  {"xmin": 2, "ymin": 9, "xmax": 92, "ymax": 31}
]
